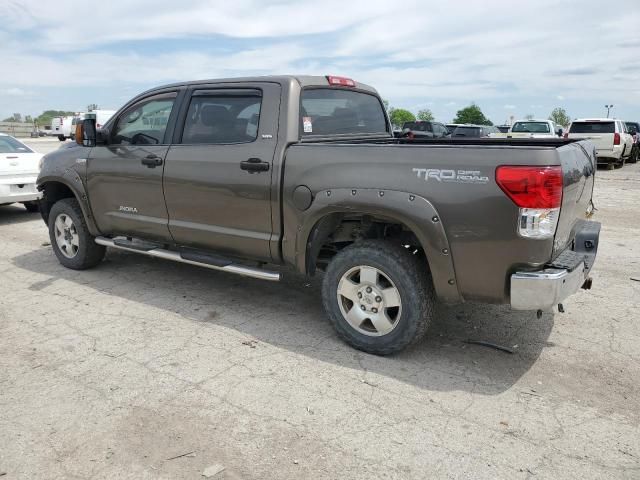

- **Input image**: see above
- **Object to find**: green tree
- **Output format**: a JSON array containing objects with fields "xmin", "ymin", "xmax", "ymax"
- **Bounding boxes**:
[
  {"xmin": 34, "ymin": 110, "xmax": 75, "ymax": 127},
  {"xmin": 25, "ymin": 115, "xmax": 33, "ymax": 123},
  {"xmin": 417, "ymin": 109, "xmax": 434, "ymax": 121},
  {"xmin": 2, "ymin": 113, "xmax": 22, "ymax": 122},
  {"xmin": 382, "ymin": 99, "xmax": 390, "ymax": 112},
  {"xmin": 548, "ymin": 107, "xmax": 570, "ymax": 127},
  {"xmin": 388, "ymin": 108, "xmax": 416, "ymax": 128},
  {"xmin": 452, "ymin": 103, "xmax": 492, "ymax": 125}
]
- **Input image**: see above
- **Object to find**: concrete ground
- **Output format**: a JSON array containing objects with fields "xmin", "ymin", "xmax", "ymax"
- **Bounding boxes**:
[{"xmin": 1, "ymin": 139, "xmax": 638, "ymax": 479}]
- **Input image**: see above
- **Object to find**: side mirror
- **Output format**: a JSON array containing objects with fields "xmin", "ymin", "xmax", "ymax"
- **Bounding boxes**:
[
  {"xmin": 75, "ymin": 118, "xmax": 97, "ymax": 147},
  {"xmin": 631, "ymin": 129, "xmax": 638, "ymax": 136},
  {"xmin": 556, "ymin": 128, "xmax": 563, "ymax": 137}
]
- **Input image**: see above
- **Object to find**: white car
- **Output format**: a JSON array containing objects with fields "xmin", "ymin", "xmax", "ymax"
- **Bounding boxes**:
[
  {"xmin": 507, "ymin": 119, "xmax": 563, "ymax": 139},
  {"xmin": 567, "ymin": 118, "xmax": 633, "ymax": 168},
  {"xmin": 0, "ymin": 133, "xmax": 43, "ymax": 211}
]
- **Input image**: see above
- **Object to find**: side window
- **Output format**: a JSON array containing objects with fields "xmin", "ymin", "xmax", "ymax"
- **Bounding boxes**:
[
  {"xmin": 181, "ymin": 91, "xmax": 262, "ymax": 145},
  {"xmin": 111, "ymin": 94, "xmax": 176, "ymax": 145}
]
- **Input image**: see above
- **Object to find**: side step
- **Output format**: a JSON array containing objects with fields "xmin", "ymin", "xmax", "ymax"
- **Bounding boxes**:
[{"xmin": 95, "ymin": 236, "xmax": 280, "ymax": 282}]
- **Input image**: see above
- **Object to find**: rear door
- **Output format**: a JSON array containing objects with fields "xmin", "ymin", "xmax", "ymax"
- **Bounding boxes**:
[
  {"xmin": 86, "ymin": 91, "xmax": 181, "ymax": 241},
  {"xmin": 162, "ymin": 83, "xmax": 281, "ymax": 262}
]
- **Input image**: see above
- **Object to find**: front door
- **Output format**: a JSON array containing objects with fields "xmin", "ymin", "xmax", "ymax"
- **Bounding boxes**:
[
  {"xmin": 163, "ymin": 84, "xmax": 281, "ymax": 261},
  {"xmin": 86, "ymin": 92, "xmax": 179, "ymax": 242}
]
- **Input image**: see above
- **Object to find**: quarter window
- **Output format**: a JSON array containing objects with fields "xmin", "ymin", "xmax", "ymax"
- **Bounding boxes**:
[
  {"xmin": 181, "ymin": 91, "xmax": 262, "ymax": 144},
  {"xmin": 111, "ymin": 94, "xmax": 176, "ymax": 145}
]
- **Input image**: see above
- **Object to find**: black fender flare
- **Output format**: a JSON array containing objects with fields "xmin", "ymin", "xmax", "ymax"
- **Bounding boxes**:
[
  {"xmin": 294, "ymin": 188, "xmax": 461, "ymax": 304},
  {"xmin": 38, "ymin": 172, "xmax": 101, "ymax": 237}
]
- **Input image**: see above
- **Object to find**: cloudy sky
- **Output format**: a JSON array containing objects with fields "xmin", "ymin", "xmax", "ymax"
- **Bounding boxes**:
[{"xmin": 1, "ymin": 0, "xmax": 639, "ymax": 124}]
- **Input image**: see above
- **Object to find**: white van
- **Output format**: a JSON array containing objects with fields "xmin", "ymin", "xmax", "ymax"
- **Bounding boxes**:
[{"xmin": 51, "ymin": 116, "xmax": 74, "ymax": 141}]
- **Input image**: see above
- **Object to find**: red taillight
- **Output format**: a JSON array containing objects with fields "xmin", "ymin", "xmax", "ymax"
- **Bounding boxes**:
[
  {"xmin": 563, "ymin": 132, "xmax": 568, "ymax": 139},
  {"xmin": 496, "ymin": 166, "xmax": 563, "ymax": 209},
  {"xmin": 614, "ymin": 132, "xmax": 620, "ymax": 145},
  {"xmin": 326, "ymin": 75, "xmax": 356, "ymax": 87}
]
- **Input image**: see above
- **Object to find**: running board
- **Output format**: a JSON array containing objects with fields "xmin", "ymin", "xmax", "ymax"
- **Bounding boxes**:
[{"xmin": 95, "ymin": 236, "xmax": 280, "ymax": 282}]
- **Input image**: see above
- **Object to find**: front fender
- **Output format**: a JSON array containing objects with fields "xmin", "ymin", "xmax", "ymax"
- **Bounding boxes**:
[
  {"xmin": 287, "ymin": 188, "xmax": 461, "ymax": 304},
  {"xmin": 37, "ymin": 146, "xmax": 100, "ymax": 236}
]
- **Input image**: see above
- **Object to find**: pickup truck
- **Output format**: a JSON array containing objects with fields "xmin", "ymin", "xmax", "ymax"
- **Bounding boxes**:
[
  {"xmin": 506, "ymin": 119, "xmax": 563, "ymax": 139},
  {"xmin": 36, "ymin": 75, "xmax": 601, "ymax": 355}
]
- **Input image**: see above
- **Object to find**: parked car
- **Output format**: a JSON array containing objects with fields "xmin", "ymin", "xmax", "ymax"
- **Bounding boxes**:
[
  {"xmin": 567, "ymin": 118, "xmax": 633, "ymax": 168},
  {"xmin": 625, "ymin": 121, "xmax": 639, "ymax": 164},
  {"xmin": 507, "ymin": 119, "xmax": 563, "ymax": 139},
  {"xmin": 51, "ymin": 116, "xmax": 74, "ymax": 141},
  {"xmin": 401, "ymin": 121, "xmax": 450, "ymax": 138},
  {"xmin": 450, "ymin": 124, "xmax": 496, "ymax": 137},
  {"xmin": 37, "ymin": 75, "xmax": 600, "ymax": 355},
  {"xmin": 0, "ymin": 133, "xmax": 43, "ymax": 211},
  {"xmin": 446, "ymin": 123, "xmax": 462, "ymax": 134}
]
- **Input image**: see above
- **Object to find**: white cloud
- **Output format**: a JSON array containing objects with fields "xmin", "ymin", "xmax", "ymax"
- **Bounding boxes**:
[
  {"xmin": 503, "ymin": 104, "xmax": 516, "ymax": 110},
  {"xmin": 1, "ymin": 0, "xmax": 640, "ymax": 120},
  {"xmin": 2, "ymin": 88, "xmax": 28, "ymax": 96}
]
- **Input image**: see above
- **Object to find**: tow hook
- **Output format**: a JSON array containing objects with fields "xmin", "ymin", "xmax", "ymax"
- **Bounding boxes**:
[{"xmin": 581, "ymin": 277, "xmax": 593, "ymax": 290}]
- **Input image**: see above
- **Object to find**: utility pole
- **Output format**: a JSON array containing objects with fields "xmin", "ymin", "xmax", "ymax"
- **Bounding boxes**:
[{"xmin": 605, "ymin": 104, "xmax": 614, "ymax": 118}]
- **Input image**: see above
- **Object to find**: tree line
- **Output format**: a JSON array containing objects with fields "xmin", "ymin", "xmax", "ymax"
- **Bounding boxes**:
[{"xmin": 385, "ymin": 101, "xmax": 572, "ymax": 129}]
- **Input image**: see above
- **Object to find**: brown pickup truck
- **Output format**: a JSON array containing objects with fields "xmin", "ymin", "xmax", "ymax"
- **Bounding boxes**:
[{"xmin": 37, "ymin": 75, "xmax": 600, "ymax": 354}]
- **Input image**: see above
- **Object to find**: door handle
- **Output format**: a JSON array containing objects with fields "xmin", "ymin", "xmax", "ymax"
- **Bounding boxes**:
[
  {"xmin": 240, "ymin": 157, "xmax": 270, "ymax": 173},
  {"xmin": 141, "ymin": 154, "xmax": 163, "ymax": 168}
]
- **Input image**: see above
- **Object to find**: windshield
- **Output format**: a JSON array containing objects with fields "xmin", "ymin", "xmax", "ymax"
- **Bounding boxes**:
[
  {"xmin": 0, "ymin": 135, "xmax": 34, "ymax": 153},
  {"xmin": 300, "ymin": 88, "xmax": 388, "ymax": 136},
  {"xmin": 403, "ymin": 122, "xmax": 431, "ymax": 132},
  {"xmin": 570, "ymin": 122, "xmax": 615, "ymax": 134},
  {"xmin": 511, "ymin": 121, "xmax": 551, "ymax": 133}
]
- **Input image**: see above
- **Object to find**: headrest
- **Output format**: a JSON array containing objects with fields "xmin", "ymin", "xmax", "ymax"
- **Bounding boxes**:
[{"xmin": 200, "ymin": 105, "xmax": 231, "ymax": 127}]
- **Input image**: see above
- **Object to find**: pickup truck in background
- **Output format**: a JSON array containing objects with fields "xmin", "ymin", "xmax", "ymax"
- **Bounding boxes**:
[
  {"xmin": 507, "ymin": 119, "xmax": 563, "ymax": 139},
  {"xmin": 36, "ymin": 75, "xmax": 600, "ymax": 355},
  {"xmin": 567, "ymin": 118, "xmax": 633, "ymax": 168}
]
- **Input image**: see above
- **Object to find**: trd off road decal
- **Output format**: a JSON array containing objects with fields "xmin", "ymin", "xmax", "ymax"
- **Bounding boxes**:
[{"xmin": 412, "ymin": 168, "xmax": 489, "ymax": 184}]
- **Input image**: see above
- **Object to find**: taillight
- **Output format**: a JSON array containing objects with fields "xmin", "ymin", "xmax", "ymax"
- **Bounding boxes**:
[
  {"xmin": 563, "ymin": 132, "xmax": 568, "ymax": 139},
  {"xmin": 614, "ymin": 133, "xmax": 620, "ymax": 145},
  {"xmin": 326, "ymin": 75, "xmax": 356, "ymax": 87},
  {"xmin": 496, "ymin": 166, "xmax": 563, "ymax": 239}
]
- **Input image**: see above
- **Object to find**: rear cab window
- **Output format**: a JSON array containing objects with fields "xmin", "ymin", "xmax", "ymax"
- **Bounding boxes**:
[
  {"xmin": 511, "ymin": 121, "xmax": 550, "ymax": 133},
  {"xmin": 569, "ymin": 122, "xmax": 615, "ymax": 134},
  {"xmin": 300, "ymin": 88, "xmax": 388, "ymax": 137},
  {"xmin": 452, "ymin": 126, "xmax": 481, "ymax": 137}
]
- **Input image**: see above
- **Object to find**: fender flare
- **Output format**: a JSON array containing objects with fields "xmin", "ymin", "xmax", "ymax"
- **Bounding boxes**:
[
  {"xmin": 295, "ymin": 188, "xmax": 461, "ymax": 304},
  {"xmin": 38, "ymin": 172, "xmax": 101, "ymax": 236}
]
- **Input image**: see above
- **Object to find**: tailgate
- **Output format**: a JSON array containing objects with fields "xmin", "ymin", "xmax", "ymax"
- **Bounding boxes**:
[
  {"xmin": 569, "ymin": 133, "xmax": 612, "ymax": 150},
  {"xmin": 553, "ymin": 140, "xmax": 596, "ymax": 255}
]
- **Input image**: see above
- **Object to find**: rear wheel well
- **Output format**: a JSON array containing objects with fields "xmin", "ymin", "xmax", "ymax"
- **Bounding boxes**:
[
  {"xmin": 40, "ymin": 181, "xmax": 76, "ymax": 223},
  {"xmin": 306, "ymin": 213, "xmax": 425, "ymax": 275}
]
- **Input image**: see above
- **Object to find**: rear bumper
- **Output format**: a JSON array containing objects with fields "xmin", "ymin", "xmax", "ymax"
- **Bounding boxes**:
[
  {"xmin": 511, "ymin": 265, "xmax": 588, "ymax": 310},
  {"xmin": 0, "ymin": 179, "xmax": 42, "ymax": 204},
  {"xmin": 510, "ymin": 221, "xmax": 600, "ymax": 310}
]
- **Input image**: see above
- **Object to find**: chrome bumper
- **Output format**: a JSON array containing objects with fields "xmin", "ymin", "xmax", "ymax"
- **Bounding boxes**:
[{"xmin": 510, "ymin": 263, "xmax": 588, "ymax": 311}]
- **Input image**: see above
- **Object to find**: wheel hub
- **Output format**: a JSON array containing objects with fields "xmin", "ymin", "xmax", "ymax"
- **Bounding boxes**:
[{"xmin": 336, "ymin": 265, "xmax": 402, "ymax": 337}]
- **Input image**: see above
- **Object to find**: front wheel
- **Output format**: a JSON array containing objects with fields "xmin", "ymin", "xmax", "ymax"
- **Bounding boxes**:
[
  {"xmin": 57, "ymin": 135, "xmax": 65, "ymax": 141},
  {"xmin": 322, "ymin": 240, "xmax": 434, "ymax": 355},
  {"xmin": 48, "ymin": 198, "xmax": 105, "ymax": 270}
]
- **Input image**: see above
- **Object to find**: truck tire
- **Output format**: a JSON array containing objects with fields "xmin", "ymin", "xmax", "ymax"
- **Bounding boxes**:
[
  {"xmin": 58, "ymin": 135, "xmax": 65, "ymax": 141},
  {"xmin": 22, "ymin": 201, "xmax": 39, "ymax": 213},
  {"xmin": 322, "ymin": 239, "xmax": 434, "ymax": 355},
  {"xmin": 48, "ymin": 198, "xmax": 105, "ymax": 270}
]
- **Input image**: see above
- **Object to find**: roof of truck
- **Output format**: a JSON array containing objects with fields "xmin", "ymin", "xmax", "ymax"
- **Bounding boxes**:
[{"xmin": 141, "ymin": 75, "xmax": 378, "ymax": 97}]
